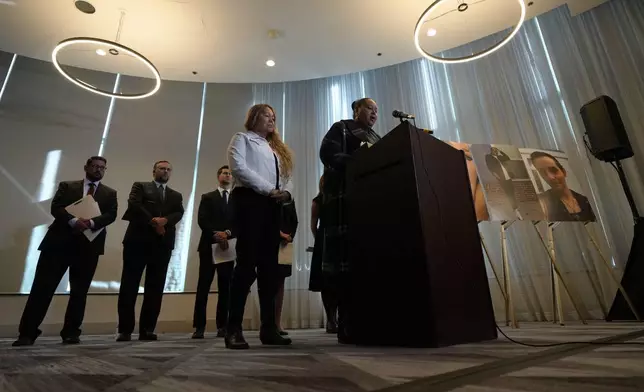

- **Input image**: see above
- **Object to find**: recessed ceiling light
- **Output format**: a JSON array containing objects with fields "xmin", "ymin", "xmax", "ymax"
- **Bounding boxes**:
[
  {"xmin": 75, "ymin": 0, "xmax": 96, "ymax": 14},
  {"xmin": 266, "ymin": 59, "xmax": 276, "ymax": 67},
  {"xmin": 427, "ymin": 28, "xmax": 437, "ymax": 37},
  {"xmin": 96, "ymin": 48, "xmax": 106, "ymax": 56}
]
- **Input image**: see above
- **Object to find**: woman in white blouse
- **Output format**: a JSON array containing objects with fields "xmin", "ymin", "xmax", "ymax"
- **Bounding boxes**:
[{"xmin": 225, "ymin": 103, "xmax": 294, "ymax": 350}]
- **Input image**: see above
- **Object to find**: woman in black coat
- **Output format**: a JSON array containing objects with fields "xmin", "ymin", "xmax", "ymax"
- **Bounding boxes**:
[
  {"xmin": 309, "ymin": 175, "xmax": 338, "ymax": 333},
  {"xmin": 276, "ymin": 202, "xmax": 297, "ymax": 335}
]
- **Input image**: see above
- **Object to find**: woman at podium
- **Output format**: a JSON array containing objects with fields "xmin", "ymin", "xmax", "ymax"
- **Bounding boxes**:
[{"xmin": 319, "ymin": 97, "xmax": 380, "ymax": 343}]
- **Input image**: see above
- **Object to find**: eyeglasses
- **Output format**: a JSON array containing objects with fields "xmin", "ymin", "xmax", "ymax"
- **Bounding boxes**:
[{"xmin": 88, "ymin": 165, "xmax": 107, "ymax": 171}]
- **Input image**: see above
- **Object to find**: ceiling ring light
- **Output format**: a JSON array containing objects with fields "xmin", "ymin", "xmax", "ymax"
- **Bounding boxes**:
[
  {"xmin": 51, "ymin": 37, "xmax": 161, "ymax": 99},
  {"xmin": 414, "ymin": 0, "xmax": 527, "ymax": 64}
]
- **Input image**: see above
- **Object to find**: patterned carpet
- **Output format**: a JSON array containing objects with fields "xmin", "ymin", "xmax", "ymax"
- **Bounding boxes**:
[{"xmin": 1, "ymin": 323, "xmax": 643, "ymax": 391}]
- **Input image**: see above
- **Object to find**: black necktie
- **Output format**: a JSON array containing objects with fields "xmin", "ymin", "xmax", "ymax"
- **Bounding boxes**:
[
  {"xmin": 222, "ymin": 190, "xmax": 228, "ymax": 204},
  {"xmin": 87, "ymin": 183, "xmax": 95, "ymax": 196},
  {"xmin": 273, "ymin": 153, "xmax": 280, "ymax": 190},
  {"xmin": 158, "ymin": 184, "xmax": 165, "ymax": 202}
]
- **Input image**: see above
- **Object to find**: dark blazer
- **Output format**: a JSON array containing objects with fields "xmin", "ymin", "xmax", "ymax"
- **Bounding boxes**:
[
  {"xmin": 122, "ymin": 181, "xmax": 184, "ymax": 250},
  {"xmin": 39, "ymin": 180, "xmax": 118, "ymax": 255},
  {"xmin": 540, "ymin": 189, "xmax": 596, "ymax": 222},
  {"xmin": 280, "ymin": 202, "xmax": 298, "ymax": 239},
  {"xmin": 197, "ymin": 189, "xmax": 235, "ymax": 253}
]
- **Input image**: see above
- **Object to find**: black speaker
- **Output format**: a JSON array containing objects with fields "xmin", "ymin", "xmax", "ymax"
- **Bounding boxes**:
[{"xmin": 580, "ymin": 95, "xmax": 633, "ymax": 162}]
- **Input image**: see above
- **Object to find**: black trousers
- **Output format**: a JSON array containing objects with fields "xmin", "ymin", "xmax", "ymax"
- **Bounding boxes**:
[
  {"xmin": 117, "ymin": 244, "xmax": 171, "ymax": 334},
  {"xmin": 227, "ymin": 187, "xmax": 281, "ymax": 332},
  {"xmin": 335, "ymin": 273, "xmax": 353, "ymax": 340},
  {"xmin": 193, "ymin": 250, "xmax": 234, "ymax": 330},
  {"xmin": 19, "ymin": 248, "xmax": 99, "ymax": 339}
]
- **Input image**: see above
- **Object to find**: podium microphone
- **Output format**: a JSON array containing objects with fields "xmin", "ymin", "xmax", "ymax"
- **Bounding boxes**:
[{"xmin": 392, "ymin": 110, "xmax": 415, "ymax": 119}]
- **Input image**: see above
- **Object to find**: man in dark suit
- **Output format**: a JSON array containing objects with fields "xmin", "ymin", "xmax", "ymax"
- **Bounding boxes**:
[
  {"xmin": 13, "ymin": 156, "xmax": 118, "ymax": 346},
  {"xmin": 192, "ymin": 165, "xmax": 235, "ymax": 339},
  {"xmin": 117, "ymin": 160, "xmax": 184, "ymax": 341}
]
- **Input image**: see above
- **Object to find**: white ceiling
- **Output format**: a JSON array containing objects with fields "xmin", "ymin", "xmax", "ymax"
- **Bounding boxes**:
[{"xmin": 0, "ymin": 0, "xmax": 606, "ymax": 83}]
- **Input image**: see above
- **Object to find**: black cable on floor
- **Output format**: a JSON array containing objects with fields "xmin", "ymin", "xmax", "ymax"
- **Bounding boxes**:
[{"xmin": 496, "ymin": 324, "xmax": 644, "ymax": 347}]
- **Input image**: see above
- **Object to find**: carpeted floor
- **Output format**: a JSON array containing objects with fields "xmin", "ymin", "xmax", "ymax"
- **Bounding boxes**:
[{"xmin": 1, "ymin": 323, "xmax": 643, "ymax": 391}]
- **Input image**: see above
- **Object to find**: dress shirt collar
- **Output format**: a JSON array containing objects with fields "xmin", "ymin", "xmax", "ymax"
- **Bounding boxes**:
[
  {"xmin": 247, "ymin": 130, "xmax": 270, "ymax": 143},
  {"xmin": 218, "ymin": 187, "xmax": 231, "ymax": 196},
  {"xmin": 154, "ymin": 181, "xmax": 167, "ymax": 190},
  {"xmin": 84, "ymin": 178, "xmax": 100, "ymax": 188}
]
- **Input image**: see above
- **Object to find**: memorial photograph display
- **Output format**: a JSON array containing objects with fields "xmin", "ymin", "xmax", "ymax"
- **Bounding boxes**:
[
  {"xmin": 470, "ymin": 144, "xmax": 545, "ymax": 222},
  {"xmin": 520, "ymin": 148, "xmax": 597, "ymax": 222},
  {"xmin": 447, "ymin": 141, "xmax": 490, "ymax": 221}
]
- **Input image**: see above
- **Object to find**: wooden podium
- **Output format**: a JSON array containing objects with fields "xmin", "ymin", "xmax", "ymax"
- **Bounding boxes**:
[{"xmin": 346, "ymin": 121, "xmax": 497, "ymax": 347}]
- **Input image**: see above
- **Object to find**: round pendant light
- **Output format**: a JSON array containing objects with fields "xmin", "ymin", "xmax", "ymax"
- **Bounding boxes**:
[
  {"xmin": 414, "ymin": 0, "xmax": 527, "ymax": 64},
  {"xmin": 52, "ymin": 37, "xmax": 161, "ymax": 99}
]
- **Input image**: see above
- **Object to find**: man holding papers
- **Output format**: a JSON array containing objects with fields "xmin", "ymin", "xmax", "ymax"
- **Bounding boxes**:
[
  {"xmin": 117, "ymin": 160, "xmax": 184, "ymax": 342},
  {"xmin": 191, "ymin": 165, "xmax": 235, "ymax": 339},
  {"xmin": 13, "ymin": 157, "xmax": 118, "ymax": 346}
]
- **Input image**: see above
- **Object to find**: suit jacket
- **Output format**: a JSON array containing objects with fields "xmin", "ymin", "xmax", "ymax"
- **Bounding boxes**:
[
  {"xmin": 39, "ymin": 180, "xmax": 118, "ymax": 255},
  {"xmin": 122, "ymin": 181, "xmax": 184, "ymax": 250},
  {"xmin": 197, "ymin": 190, "xmax": 235, "ymax": 253},
  {"xmin": 280, "ymin": 202, "xmax": 298, "ymax": 239}
]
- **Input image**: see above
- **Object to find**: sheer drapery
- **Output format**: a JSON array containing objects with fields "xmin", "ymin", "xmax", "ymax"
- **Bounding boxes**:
[{"xmin": 251, "ymin": 0, "xmax": 644, "ymax": 328}]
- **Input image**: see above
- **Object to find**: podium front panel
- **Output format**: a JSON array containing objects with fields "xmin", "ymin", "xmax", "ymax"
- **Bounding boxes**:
[{"xmin": 346, "ymin": 122, "xmax": 496, "ymax": 347}]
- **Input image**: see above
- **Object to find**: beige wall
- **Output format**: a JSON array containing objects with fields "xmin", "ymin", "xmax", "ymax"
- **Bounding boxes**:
[{"xmin": 0, "ymin": 53, "xmax": 253, "ymax": 295}]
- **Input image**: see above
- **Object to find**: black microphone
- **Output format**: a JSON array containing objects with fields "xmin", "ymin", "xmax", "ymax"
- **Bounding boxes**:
[{"xmin": 392, "ymin": 109, "xmax": 415, "ymax": 119}]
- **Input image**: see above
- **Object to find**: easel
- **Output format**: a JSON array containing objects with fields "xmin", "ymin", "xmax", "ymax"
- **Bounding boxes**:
[
  {"xmin": 533, "ymin": 222, "xmax": 588, "ymax": 324},
  {"xmin": 500, "ymin": 220, "xmax": 519, "ymax": 328},
  {"xmin": 479, "ymin": 230, "xmax": 508, "ymax": 311},
  {"xmin": 584, "ymin": 222, "xmax": 642, "ymax": 321},
  {"xmin": 546, "ymin": 222, "xmax": 565, "ymax": 325}
]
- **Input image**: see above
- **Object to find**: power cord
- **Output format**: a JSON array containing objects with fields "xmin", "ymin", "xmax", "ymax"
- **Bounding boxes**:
[
  {"xmin": 496, "ymin": 324, "xmax": 644, "ymax": 347},
  {"xmin": 410, "ymin": 123, "xmax": 644, "ymax": 348}
]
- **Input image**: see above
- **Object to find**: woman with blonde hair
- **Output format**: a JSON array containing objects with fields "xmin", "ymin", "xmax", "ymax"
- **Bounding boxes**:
[{"xmin": 226, "ymin": 103, "xmax": 294, "ymax": 349}]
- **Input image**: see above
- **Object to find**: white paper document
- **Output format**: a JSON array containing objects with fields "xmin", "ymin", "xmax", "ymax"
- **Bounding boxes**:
[
  {"xmin": 278, "ymin": 243, "xmax": 294, "ymax": 265},
  {"xmin": 212, "ymin": 238, "xmax": 237, "ymax": 264},
  {"xmin": 65, "ymin": 195, "xmax": 103, "ymax": 242}
]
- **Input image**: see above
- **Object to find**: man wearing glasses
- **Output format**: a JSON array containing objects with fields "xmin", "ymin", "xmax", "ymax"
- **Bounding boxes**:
[{"xmin": 13, "ymin": 156, "xmax": 118, "ymax": 346}]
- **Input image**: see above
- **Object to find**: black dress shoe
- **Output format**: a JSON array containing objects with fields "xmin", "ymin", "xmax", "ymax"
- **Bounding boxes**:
[
  {"xmin": 62, "ymin": 336, "xmax": 81, "ymax": 345},
  {"xmin": 225, "ymin": 331, "xmax": 249, "ymax": 350},
  {"xmin": 139, "ymin": 332, "xmax": 158, "ymax": 341},
  {"xmin": 338, "ymin": 330, "xmax": 354, "ymax": 345},
  {"xmin": 116, "ymin": 333, "xmax": 131, "ymax": 342},
  {"xmin": 326, "ymin": 321, "xmax": 338, "ymax": 334},
  {"xmin": 216, "ymin": 328, "xmax": 226, "ymax": 338},
  {"xmin": 260, "ymin": 329, "xmax": 292, "ymax": 346},
  {"xmin": 192, "ymin": 329, "xmax": 205, "ymax": 339},
  {"xmin": 278, "ymin": 330, "xmax": 289, "ymax": 336},
  {"xmin": 12, "ymin": 336, "xmax": 35, "ymax": 347}
]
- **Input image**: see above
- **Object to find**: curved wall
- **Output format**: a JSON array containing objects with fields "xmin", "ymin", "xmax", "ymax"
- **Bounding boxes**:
[{"xmin": 1, "ymin": 0, "xmax": 644, "ymax": 336}]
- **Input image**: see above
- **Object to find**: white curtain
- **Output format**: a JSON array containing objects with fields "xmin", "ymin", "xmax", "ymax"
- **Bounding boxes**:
[{"xmin": 251, "ymin": 0, "xmax": 644, "ymax": 328}]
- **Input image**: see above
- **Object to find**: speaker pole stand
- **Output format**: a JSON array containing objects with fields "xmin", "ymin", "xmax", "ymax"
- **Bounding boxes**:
[
  {"xmin": 606, "ymin": 159, "xmax": 643, "ymax": 321},
  {"xmin": 585, "ymin": 223, "xmax": 641, "ymax": 321},
  {"xmin": 615, "ymin": 160, "xmax": 640, "ymax": 222}
]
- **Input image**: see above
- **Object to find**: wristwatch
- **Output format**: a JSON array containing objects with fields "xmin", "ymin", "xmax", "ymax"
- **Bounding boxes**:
[{"xmin": 225, "ymin": 230, "xmax": 232, "ymax": 238}]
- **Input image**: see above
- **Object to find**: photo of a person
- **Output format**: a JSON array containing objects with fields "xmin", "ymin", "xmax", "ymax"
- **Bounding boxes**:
[
  {"xmin": 470, "ymin": 144, "xmax": 545, "ymax": 222},
  {"xmin": 447, "ymin": 142, "xmax": 489, "ymax": 221},
  {"xmin": 525, "ymin": 150, "xmax": 596, "ymax": 222}
]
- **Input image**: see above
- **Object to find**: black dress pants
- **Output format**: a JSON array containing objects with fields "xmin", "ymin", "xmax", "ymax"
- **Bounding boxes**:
[
  {"xmin": 193, "ymin": 250, "xmax": 234, "ymax": 330},
  {"xmin": 226, "ymin": 187, "xmax": 281, "ymax": 333},
  {"xmin": 117, "ymin": 244, "xmax": 171, "ymax": 334},
  {"xmin": 334, "ymin": 273, "xmax": 353, "ymax": 340},
  {"xmin": 19, "ymin": 247, "xmax": 99, "ymax": 339}
]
